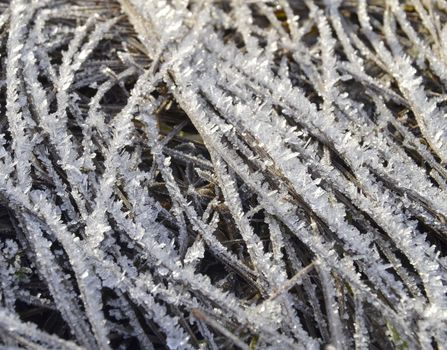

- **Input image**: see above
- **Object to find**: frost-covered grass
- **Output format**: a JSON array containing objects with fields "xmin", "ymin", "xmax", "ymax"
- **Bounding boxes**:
[{"xmin": 0, "ymin": 0, "xmax": 446, "ymax": 349}]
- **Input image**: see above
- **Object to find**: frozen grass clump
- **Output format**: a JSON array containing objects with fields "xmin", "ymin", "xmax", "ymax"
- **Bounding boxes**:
[{"xmin": 0, "ymin": 0, "xmax": 446, "ymax": 349}]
